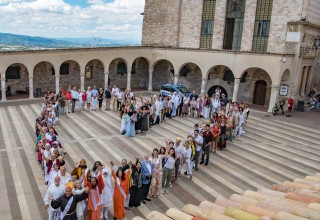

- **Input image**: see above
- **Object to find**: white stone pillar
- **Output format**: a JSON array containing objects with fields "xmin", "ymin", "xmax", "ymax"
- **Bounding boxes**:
[
  {"xmin": 148, "ymin": 69, "xmax": 153, "ymax": 91},
  {"xmin": 127, "ymin": 69, "xmax": 131, "ymax": 89},
  {"xmin": 174, "ymin": 74, "xmax": 179, "ymax": 85},
  {"xmin": 104, "ymin": 72, "xmax": 109, "ymax": 89},
  {"xmin": 29, "ymin": 77, "xmax": 34, "ymax": 99},
  {"xmin": 55, "ymin": 75, "xmax": 60, "ymax": 94},
  {"xmin": 232, "ymin": 78, "xmax": 241, "ymax": 102},
  {"xmin": 1, "ymin": 78, "xmax": 6, "ymax": 101},
  {"xmin": 80, "ymin": 73, "xmax": 85, "ymax": 91},
  {"xmin": 267, "ymin": 85, "xmax": 280, "ymax": 113},
  {"xmin": 200, "ymin": 77, "xmax": 207, "ymax": 96}
]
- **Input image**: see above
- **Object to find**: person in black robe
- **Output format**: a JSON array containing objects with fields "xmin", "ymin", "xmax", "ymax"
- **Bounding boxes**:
[
  {"xmin": 51, "ymin": 186, "xmax": 88, "ymax": 220},
  {"xmin": 135, "ymin": 111, "xmax": 142, "ymax": 132},
  {"xmin": 129, "ymin": 160, "xmax": 142, "ymax": 207}
]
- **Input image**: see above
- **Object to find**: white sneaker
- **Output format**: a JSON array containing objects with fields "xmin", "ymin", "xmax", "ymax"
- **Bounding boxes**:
[{"xmin": 161, "ymin": 190, "xmax": 165, "ymax": 194}]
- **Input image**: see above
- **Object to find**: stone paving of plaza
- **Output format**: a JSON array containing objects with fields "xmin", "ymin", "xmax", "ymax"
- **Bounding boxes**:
[{"xmin": 0, "ymin": 100, "xmax": 319, "ymax": 220}]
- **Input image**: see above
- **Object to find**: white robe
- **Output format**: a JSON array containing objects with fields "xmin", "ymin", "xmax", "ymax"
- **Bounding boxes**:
[
  {"xmin": 73, "ymin": 188, "xmax": 86, "ymax": 217},
  {"xmin": 101, "ymin": 168, "xmax": 113, "ymax": 207},
  {"xmin": 58, "ymin": 173, "xmax": 71, "ymax": 186},
  {"xmin": 48, "ymin": 170, "xmax": 60, "ymax": 186},
  {"xmin": 44, "ymin": 184, "xmax": 65, "ymax": 211}
]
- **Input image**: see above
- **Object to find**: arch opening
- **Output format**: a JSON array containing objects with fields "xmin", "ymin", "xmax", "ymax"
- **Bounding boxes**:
[
  {"xmin": 152, "ymin": 60, "xmax": 174, "ymax": 91},
  {"xmin": 33, "ymin": 61, "xmax": 55, "ymax": 94},
  {"xmin": 131, "ymin": 57, "xmax": 149, "ymax": 89},
  {"xmin": 5, "ymin": 63, "xmax": 29, "ymax": 98},
  {"xmin": 108, "ymin": 58, "xmax": 128, "ymax": 89},
  {"xmin": 177, "ymin": 63, "xmax": 202, "ymax": 94},
  {"xmin": 59, "ymin": 60, "xmax": 81, "ymax": 90},
  {"xmin": 207, "ymin": 85, "xmax": 228, "ymax": 98},
  {"xmin": 84, "ymin": 59, "xmax": 105, "ymax": 89}
]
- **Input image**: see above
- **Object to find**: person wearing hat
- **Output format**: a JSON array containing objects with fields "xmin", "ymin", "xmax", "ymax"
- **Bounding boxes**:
[{"xmin": 173, "ymin": 137, "xmax": 184, "ymax": 180}]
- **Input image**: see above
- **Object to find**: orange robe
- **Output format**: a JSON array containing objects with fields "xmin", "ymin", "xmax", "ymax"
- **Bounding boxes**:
[
  {"xmin": 112, "ymin": 169, "xmax": 130, "ymax": 220},
  {"xmin": 85, "ymin": 173, "xmax": 104, "ymax": 220}
]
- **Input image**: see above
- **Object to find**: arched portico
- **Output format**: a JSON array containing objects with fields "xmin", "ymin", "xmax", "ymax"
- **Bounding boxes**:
[
  {"xmin": 177, "ymin": 63, "xmax": 202, "ymax": 94},
  {"xmin": 108, "ymin": 58, "xmax": 128, "ymax": 89},
  {"xmin": 59, "ymin": 60, "xmax": 81, "ymax": 90},
  {"xmin": 84, "ymin": 59, "xmax": 105, "ymax": 89},
  {"xmin": 151, "ymin": 59, "xmax": 174, "ymax": 91},
  {"xmin": 33, "ymin": 61, "xmax": 56, "ymax": 97},
  {"xmin": 280, "ymin": 69, "xmax": 291, "ymax": 98},
  {"xmin": 131, "ymin": 57, "xmax": 149, "ymax": 90}
]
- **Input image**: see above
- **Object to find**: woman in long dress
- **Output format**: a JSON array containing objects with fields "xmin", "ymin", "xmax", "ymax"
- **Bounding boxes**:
[
  {"xmin": 181, "ymin": 95, "xmax": 190, "ymax": 117},
  {"xmin": 203, "ymin": 94, "xmax": 210, "ymax": 119},
  {"xmin": 126, "ymin": 111, "xmax": 137, "ymax": 137},
  {"xmin": 86, "ymin": 87, "xmax": 92, "ymax": 110},
  {"xmin": 197, "ymin": 95, "xmax": 203, "ymax": 118},
  {"xmin": 148, "ymin": 148, "xmax": 162, "ymax": 198},
  {"xmin": 140, "ymin": 106, "xmax": 149, "ymax": 133},
  {"xmin": 100, "ymin": 168, "xmax": 113, "ymax": 220},
  {"xmin": 129, "ymin": 160, "xmax": 142, "ymax": 207},
  {"xmin": 111, "ymin": 161, "xmax": 130, "ymax": 220},
  {"xmin": 120, "ymin": 109, "xmax": 129, "ymax": 135}
]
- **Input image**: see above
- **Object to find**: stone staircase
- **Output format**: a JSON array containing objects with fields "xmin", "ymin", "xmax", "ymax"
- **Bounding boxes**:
[{"xmin": 133, "ymin": 173, "xmax": 320, "ymax": 220}]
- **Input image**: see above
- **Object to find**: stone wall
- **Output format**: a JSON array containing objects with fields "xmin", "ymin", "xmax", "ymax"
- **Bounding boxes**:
[
  {"xmin": 267, "ymin": 0, "xmax": 304, "ymax": 53},
  {"xmin": 33, "ymin": 62, "xmax": 55, "ymax": 93},
  {"xmin": 108, "ymin": 60, "xmax": 127, "ymax": 89},
  {"xmin": 212, "ymin": 0, "xmax": 227, "ymax": 49},
  {"xmin": 152, "ymin": 60, "xmax": 174, "ymax": 91},
  {"xmin": 142, "ymin": 0, "xmax": 180, "ymax": 46},
  {"xmin": 241, "ymin": 0, "xmax": 257, "ymax": 51},
  {"xmin": 306, "ymin": 0, "xmax": 320, "ymax": 26},
  {"xmin": 131, "ymin": 58, "xmax": 149, "ymax": 89},
  {"xmin": 178, "ymin": 0, "xmax": 203, "ymax": 48}
]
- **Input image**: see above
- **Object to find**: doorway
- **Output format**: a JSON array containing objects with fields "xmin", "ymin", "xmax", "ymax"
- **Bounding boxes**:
[{"xmin": 253, "ymin": 80, "xmax": 267, "ymax": 105}]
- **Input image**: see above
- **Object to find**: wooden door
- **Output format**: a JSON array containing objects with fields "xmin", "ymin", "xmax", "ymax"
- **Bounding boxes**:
[{"xmin": 253, "ymin": 80, "xmax": 267, "ymax": 105}]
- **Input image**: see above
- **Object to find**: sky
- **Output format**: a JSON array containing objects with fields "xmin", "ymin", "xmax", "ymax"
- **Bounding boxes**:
[{"xmin": 0, "ymin": 0, "xmax": 145, "ymax": 41}]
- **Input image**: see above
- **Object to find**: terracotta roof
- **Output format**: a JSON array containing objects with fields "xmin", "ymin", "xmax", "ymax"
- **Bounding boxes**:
[{"xmin": 0, "ymin": 45, "xmax": 295, "ymax": 56}]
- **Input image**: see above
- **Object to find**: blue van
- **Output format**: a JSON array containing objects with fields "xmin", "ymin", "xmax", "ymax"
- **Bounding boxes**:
[{"xmin": 160, "ymin": 83, "xmax": 190, "ymax": 97}]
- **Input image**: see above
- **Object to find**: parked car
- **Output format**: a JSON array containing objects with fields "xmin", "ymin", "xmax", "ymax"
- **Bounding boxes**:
[{"xmin": 160, "ymin": 83, "xmax": 190, "ymax": 97}]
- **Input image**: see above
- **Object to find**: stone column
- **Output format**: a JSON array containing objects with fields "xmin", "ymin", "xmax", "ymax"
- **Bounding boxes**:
[
  {"xmin": 127, "ymin": 69, "xmax": 131, "ymax": 89},
  {"xmin": 104, "ymin": 72, "xmax": 109, "ymax": 89},
  {"xmin": 232, "ymin": 78, "xmax": 241, "ymax": 102},
  {"xmin": 300, "ymin": 66, "xmax": 309, "ymax": 96},
  {"xmin": 80, "ymin": 73, "xmax": 85, "ymax": 91},
  {"xmin": 200, "ymin": 77, "xmax": 207, "ymax": 96},
  {"xmin": 29, "ymin": 77, "xmax": 34, "ymax": 99},
  {"xmin": 174, "ymin": 74, "xmax": 179, "ymax": 85},
  {"xmin": 267, "ymin": 85, "xmax": 280, "ymax": 113},
  {"xmin": 148, "ymin": 69, "xmax": 153, "ymax": 91},
  {"xmin": 1, "ymin": 78, "xmax": 6, "ymax": 101},
  {"xmin": 55, "ymin": 75, "xmax": 60, "ymax": 94}
]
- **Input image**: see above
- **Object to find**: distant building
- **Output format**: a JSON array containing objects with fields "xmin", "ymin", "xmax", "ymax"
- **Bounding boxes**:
[{"xmin": 0, "ymin": 0, "xmax": 319, "ymax": 113}]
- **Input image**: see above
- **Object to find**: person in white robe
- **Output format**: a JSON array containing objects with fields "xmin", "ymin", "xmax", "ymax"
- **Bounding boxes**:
[
  {"xmin": 171, "ymin": 92, "xmax": 179, "ymax": 117},
  {"xmin": 59, "ymin": 166, "xmax": 71, "ymax": 186},
  {"xmin": 48, "ymin": 164, "xmax": 61, "ymax": 186},
  {"xmin": 100, "ymin": 168, "xmax": 114, "ymax": 219},
  {"xmin": 73, "ymin": 180, "xmax": 87, "ymax": 220},
  {"xmin": 44, "ymin": 176, "xmax": 65, "ymax": 220}
]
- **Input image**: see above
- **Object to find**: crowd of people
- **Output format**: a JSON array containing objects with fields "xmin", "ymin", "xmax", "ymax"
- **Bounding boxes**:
[{"xmin": 36, "ymin": 84, "xmax": 250, "ymax": 220}]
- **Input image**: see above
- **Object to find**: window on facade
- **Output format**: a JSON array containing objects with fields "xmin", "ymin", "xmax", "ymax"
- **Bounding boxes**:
[
  {"xmin": 223, "ymin": 70, "xmax": 235, "ymax": 82},
  {"xmin": 117, "ymin": 62, "xmax": 127, "ymax": 75},
  {"xmin": 6, "ymin": 66, "xmax": 21, "ymax": 79},
  {"xmin": 60, "ymin": 63, "xmax": 69, "ymax": 75},
  {"xmin": 200, "ymin": 0, "xmax": 216, "ymax": 48},
  {"xmin": 179, "ymin": 66, "xmax": 189, "ymax": 77},
  {"xmin": 252, "ymin": 0, "xmax": 273, "ymax": 52},
  {"xmin": 223, "ymin": 0, "xmax": 246, "ymax": 50}
]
